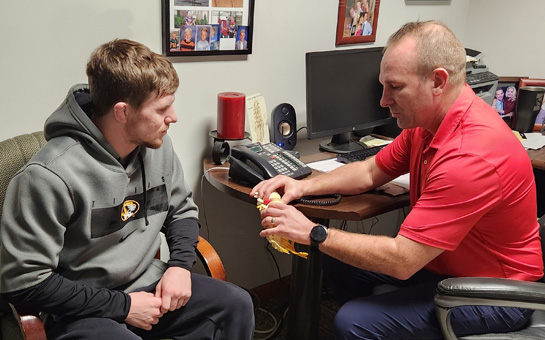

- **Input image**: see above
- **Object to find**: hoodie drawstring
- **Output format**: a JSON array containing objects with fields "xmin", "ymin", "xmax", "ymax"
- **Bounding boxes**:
[{"xmin": 138, "ymin": 153, "xmax": 149, "ymax": 226}]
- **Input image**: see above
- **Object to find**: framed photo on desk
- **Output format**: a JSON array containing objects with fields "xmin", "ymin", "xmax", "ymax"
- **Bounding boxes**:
[{"xmin": 493, "ymin": 76, "xmax": 528, "ymax": 128}]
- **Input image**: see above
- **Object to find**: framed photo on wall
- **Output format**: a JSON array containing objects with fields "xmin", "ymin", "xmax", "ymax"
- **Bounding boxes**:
[
  {"xmin": 336, "ymin": 0, "xmax": 381, "ymax": 46},
  {"xmin": 162, "ymin": 0, "xmax": 255, "ymax": 57}
]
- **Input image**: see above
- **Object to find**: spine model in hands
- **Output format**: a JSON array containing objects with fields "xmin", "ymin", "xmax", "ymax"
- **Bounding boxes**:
[{"xmin": 255, "ymin": 192, "xmax": 308, "ymax": 259}]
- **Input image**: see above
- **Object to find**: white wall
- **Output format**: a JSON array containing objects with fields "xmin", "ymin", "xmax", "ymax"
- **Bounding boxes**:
[
  {"xmin": 465, "ymin": 0, "xmax": 545, "ymax": 79},
  {"xmin": 3, "ymin": 0, "xmax": 541, "ymax": 289}
]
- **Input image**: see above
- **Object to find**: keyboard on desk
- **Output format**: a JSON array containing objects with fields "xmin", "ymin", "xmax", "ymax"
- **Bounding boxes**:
[
  {"xmin": 336, "ymin": 145, "xmax": 387, "ymax": 164},
  {"xmin": 466, "ymin": 71, "xmax": 498, "ymax": 85}
]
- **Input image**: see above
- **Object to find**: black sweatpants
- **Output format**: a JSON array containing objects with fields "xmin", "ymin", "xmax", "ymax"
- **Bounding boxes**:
[{"xmin": 46, "ymin": 273, "xmax": 255, "ymax": 340}]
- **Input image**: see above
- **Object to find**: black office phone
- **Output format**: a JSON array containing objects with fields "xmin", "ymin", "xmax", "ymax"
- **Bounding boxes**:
[{"xmin": 228, "ymin": 142, "xmax": 312, "ymax": 186}]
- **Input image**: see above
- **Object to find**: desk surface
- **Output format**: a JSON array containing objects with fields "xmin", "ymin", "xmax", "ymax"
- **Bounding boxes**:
[
  {"xmin": 203, "ymin": 138, "xmax": 410, "ymax": 221},
  {"xmin": 528, "ymin": 147, "xmax": 545, "ymax": 171}
]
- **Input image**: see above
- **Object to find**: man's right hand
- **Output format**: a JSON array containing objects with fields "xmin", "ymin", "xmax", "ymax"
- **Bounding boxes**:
[
  {"xmin": 125, "ymin": 291, "xmax": 164, "ymax": 330},
  {"xmin": 250, "ymin": 175, "xmax": 307, "ymax": 204}
]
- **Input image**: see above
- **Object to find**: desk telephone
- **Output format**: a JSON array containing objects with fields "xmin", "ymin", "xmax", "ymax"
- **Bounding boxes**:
[{"xmin": 228, "ymin": 142, "xmax": 312, "ymax": 186}]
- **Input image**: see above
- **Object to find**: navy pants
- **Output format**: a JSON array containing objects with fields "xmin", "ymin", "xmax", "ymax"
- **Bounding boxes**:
[
  {"xmin": 323, "ymin": 255, "xmax": 533, "ymax": 340},
  {"xmin": 45, "ymin": 273, "xmax": 254, "ymax": 340}
]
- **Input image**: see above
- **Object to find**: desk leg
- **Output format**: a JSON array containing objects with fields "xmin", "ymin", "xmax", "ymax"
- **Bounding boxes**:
[{"xmin": 286, "ymin": 219, "xmax": 326, "ymax": 340}]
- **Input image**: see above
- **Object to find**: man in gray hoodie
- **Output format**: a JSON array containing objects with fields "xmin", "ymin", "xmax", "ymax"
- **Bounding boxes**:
[{"xmin": 0, "ymin": 39, "xmax": 254, "ymax": 339}]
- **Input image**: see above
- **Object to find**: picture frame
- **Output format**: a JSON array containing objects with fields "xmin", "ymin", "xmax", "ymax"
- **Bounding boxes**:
[
  {"xmin": 492, "ymin": 77, "xmax": 527, "ymax": 129},
  {"xmin": 162, "ymin": 0, "xmax": 255, "ymax": 57},
  {"xmin": 336, "ymin": 0, "xmax": 381, "ymax": 46}
]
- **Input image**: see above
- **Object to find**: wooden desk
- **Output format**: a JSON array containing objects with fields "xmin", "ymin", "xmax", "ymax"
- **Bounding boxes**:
[
  {"xmin": 528, "ymin": 147, "xmax": 545, "ymax": 171},
  {"xmin": 203, "ymin": 139, "xmax": 410, "ymax": 340}
]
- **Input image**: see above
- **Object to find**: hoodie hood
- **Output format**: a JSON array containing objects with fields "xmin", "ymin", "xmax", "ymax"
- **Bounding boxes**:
[{"xmin": 44, "ymin": 84, "xmax": 122, "ymax": 165}]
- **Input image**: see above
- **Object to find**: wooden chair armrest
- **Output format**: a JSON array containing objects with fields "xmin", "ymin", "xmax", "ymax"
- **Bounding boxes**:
[
  {"xmin": 196, "ymin": 236, "xmax": 226, "ymax": 281},
  {"xmin": 8, "ymin": 304, "xmax": 47, "ymax": 340}
]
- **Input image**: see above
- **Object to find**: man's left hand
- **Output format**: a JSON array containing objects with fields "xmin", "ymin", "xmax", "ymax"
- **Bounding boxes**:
[{"xmin": 155, "ymin": 266, "xmax": 192, "ymax": 314}]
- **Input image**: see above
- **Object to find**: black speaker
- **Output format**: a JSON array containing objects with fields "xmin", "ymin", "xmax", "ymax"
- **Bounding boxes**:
[
  {"xmin": 271, "ymin": 103, "xmax": 297, "ymax": 150},
  {"xmin": 515, "ymin": 86, "xmax": 545, "ymax": 133}
]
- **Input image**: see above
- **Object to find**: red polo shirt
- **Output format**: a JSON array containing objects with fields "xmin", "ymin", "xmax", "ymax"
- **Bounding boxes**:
[{"xmin": 375, "ymin": 85, "xmax": 543, "ymax": 281}]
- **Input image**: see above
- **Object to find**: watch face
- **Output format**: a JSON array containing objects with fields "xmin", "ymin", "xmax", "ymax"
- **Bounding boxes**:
[{"xmin": 311, "ymin": 225, "xmax": 328, "ymax": 243}]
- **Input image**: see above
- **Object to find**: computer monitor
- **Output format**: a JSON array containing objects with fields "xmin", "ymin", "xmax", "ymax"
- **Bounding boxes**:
[{"xmin": 306, "ymin": 47, "xmax": 393, "ymax": 154}]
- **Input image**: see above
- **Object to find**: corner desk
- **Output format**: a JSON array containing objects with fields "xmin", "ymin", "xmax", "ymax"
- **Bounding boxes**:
[{"xmin": 203, "ymin": 138, "xmax": 410, "ymax": 340}]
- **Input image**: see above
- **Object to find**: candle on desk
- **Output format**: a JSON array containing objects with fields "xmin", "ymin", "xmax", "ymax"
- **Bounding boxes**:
[{"xmin": 217, "ymin": 92, "xmax": 245, "ymax": 139}]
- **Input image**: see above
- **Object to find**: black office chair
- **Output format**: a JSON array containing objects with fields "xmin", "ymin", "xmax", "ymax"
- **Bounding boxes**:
[
  {"xmin": 0, "ymin": 132, "xmax": 226, "ymax": 340},
  {"xmin": 434, "ymin": 216, "xmax": 545, "ymax": 339}
]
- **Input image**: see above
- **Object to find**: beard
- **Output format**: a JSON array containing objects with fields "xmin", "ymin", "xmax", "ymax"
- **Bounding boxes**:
[{"xmin": 140, "ymin": 135, "xmax": 164, "ymax": 149}]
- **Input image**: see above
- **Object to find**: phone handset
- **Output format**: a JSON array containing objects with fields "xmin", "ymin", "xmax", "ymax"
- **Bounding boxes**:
[
  {"xmin": 228, "ymin": 142, "xmax": 312, "ymax": 187},
  {"xmin": 228, "ymin": 147, "xmax": 279, "ymax": 186}
]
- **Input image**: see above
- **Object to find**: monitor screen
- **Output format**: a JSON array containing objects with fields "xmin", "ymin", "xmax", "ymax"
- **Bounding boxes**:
[{"xmin": 306, "ymin": 47, "xmax": 393, "ymax": 153}]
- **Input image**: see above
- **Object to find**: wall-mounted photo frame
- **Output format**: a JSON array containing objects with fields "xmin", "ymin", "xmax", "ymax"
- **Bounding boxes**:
[
  {"xmin": 336, "ymin": 0, "xmax": 381, "ymax": 46},
  {"xmin": 162, "ymin": 0, "xmax": 255, "ymax": 57}
]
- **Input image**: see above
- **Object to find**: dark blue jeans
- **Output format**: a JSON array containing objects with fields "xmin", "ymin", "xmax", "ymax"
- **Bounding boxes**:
[{"xmin": 323, "ymin": 255, "xmax": 533, "ymax": 340}]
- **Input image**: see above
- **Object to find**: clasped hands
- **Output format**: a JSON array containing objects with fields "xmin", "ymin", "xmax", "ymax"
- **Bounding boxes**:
[
  {"xmin": 250, "ymin": 175, "xmax": 316, "ymax": 246},
  {"xmin": 125, "ymin": 266, "xmax": 191, "ymax": 330}
]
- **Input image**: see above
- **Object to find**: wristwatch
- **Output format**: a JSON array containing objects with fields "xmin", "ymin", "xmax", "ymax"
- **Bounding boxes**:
[{"xmin": 310, "ymin": 224, "xmax": 329, "ymax": 251}]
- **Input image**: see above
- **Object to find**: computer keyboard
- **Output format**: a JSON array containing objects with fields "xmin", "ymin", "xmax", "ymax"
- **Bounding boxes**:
[
  {"xmin": 336, "ymin": 145, "xmax": 387, "ymax": 164},
  {"xmin": 466, "ymin": 71, "xmax": 499, "ymax": 86}
]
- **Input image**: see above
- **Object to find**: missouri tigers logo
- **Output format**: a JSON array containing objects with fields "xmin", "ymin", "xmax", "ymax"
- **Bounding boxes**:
[{"xmin": 121, "ymin": 200, "xmax": 140, "ymax": 221}]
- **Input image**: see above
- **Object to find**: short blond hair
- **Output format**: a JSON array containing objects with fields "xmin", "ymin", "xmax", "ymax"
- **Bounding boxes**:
[{"xmin": 385, "ymin": 21, "xmax": 466, "ymax": 87}]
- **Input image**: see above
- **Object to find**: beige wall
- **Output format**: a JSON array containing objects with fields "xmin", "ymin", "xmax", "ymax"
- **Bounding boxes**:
[{"xmin": 1, "ymin": 0, "xmax": 542, "ymax": 289}]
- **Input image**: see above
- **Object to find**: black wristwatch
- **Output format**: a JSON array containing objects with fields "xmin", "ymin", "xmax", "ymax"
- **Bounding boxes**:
[{"xmin": 310, "ymin": 224, "xmax": 328, "ymax": 251}]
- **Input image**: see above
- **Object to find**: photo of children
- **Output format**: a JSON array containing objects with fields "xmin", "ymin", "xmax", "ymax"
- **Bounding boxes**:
[
  {"xmin": 196, "ymin": 25, "xmax": 211, "ymax": 51},
  {"xmin": 228, "ymin": 15, "xmax": 237, "ymax": 38},
  {"xmin": 164, "ymin": 0, "xmax": 252, "ymax": 55},
  {"xmin": 210, "ymin": 24, "xmax": 220, "ymax": 50},
  {"xmin": 173, "ymin": 10, "xmax": 209, "ymax": 28},
  {"xmin": 213, "ymin": 11, "xmax": 242, "ymax": 38},
  {"xmin": 180, "ymin": 26, "xmax": 196, "ymax": 51},
  {"xmin": 235, "ymin": 26, "xmax": 248, "ymax": 50},
  {"xmin": 210, "ymin": 11, "xmax": 242, "ymax": 50},
  {"xmin": 169, "ymin": 30, "xmax": 180, "ymax": 51}
]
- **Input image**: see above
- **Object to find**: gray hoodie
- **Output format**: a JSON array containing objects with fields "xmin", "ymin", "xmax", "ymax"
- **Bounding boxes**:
[{"xmin": 0, "ymin": 84, "xmax": 199, "ymax": 321}]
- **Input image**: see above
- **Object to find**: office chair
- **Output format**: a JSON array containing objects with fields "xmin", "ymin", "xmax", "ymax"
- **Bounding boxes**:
[
  {"xmin": 434, "ymin": 217, "xmax": 545, "ymax": 339},
  {"xmin": 0, "ymin": 131, "xmax": 226, "ymax": 340}
]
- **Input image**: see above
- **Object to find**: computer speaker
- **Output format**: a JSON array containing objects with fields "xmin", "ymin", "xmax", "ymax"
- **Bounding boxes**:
[
  {"xmin": 515, "ymin": 86, "xmax": 545, "ymax": 133},
  {"xmin": 271, "ymin": 103, "xmax": 297, "ymax": 150}
]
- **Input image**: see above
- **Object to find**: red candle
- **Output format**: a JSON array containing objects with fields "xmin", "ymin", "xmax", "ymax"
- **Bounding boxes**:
[{"xmin": 217, "ymin": 92, "xmax": 245, "ymax": 139}]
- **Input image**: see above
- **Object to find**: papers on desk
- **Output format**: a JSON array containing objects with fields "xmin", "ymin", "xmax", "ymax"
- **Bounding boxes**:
[
  {"xmin": 306, "ymin": 159, "xmax": 410, "ymax": 196},
  {"xmin": 514, "ymin": 132, "xmax": 545, "ymax": 150},
  {"xmin": 307, "ymin": 158, "xmax": 345, "ymax": 173},
  {"xmin": 377, "ymin": 173, "xmax": 410, "ymax": 196}
]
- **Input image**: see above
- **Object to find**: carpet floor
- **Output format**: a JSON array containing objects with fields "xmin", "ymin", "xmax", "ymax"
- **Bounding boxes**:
[{"xmin": 253, "ymin": 287, "xmax": 339, "ymax": 340}]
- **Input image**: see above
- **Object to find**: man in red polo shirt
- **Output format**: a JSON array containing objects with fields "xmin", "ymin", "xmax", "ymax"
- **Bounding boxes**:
[{"xmin": 251, "ymin": 20, "xmax": 543, "ymax": 339}]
